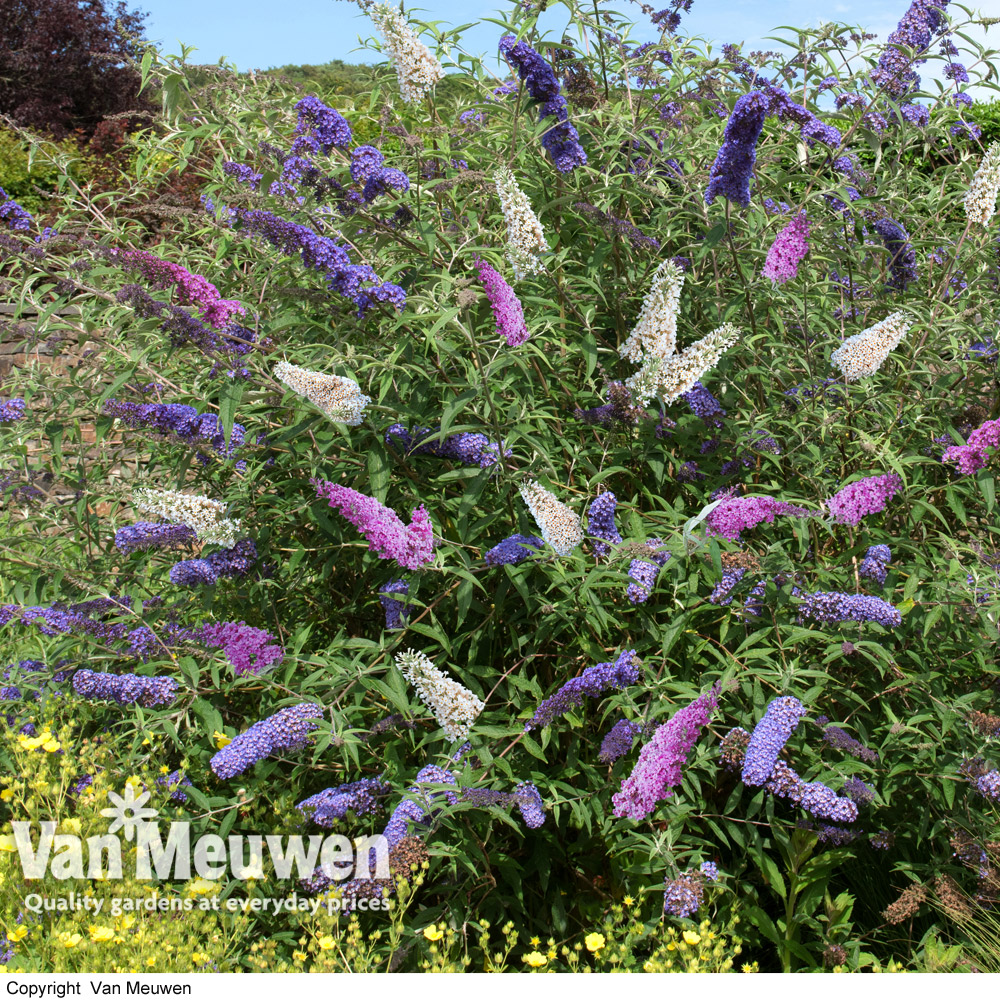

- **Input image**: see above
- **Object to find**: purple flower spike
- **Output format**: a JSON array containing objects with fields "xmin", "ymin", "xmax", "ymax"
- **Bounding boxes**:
[
  {"xmin": 169, "ymin": 540, "xmax": 257, "ymax": 588},
  {"xmin": 742, "ymin": 696, "xmax": 806, "ymax": 786},
  {"xmin": 823, "ymin": 725, "xmax": 879, "ymax": 764},
  {"xmin": 385, "ymin": 424, "xmax": 510, "ymax": 469},
  {"xmin": 498, "ymin": 36, "xmax": 586, "ymax": 173},
  {"xmin": 663, "ymin": 873, "xmax": 705, "ymax": 917},
  {"xmin": 382, "ymin": 763, "xmax": 458, "ymax": 847},
  {"xmin": 115, "ymin": 522, "xmax": 197, "ymax": 554},
  {"xmin": 797, "ymin": 591, "xmax": 901, "ymax": 629},
  {"xmin": 683, "ymin": 383, "xmax": 726, "ymax": 425},
  {"xmin": 626, "ymin": 538, "xmax": 672, "ymax": 604},
  {"xmin": 199, "ymin": 621, "xmax": 284, "ymax": 677},
  {"xmin": 704, "ymin": 91, "xmax": 769, "ymax": 206},
  {"xmin": 298, "ymin": 777, "xmax": 391, "ymax": 826},
  {"xmin": 525, "ymin": 650, "xmax": 640, "ymax": 731},
  {"xmin": 766, "ymin": 761, "xmax": 859, "ymax": 823},
  {"xmin": 871, "ymin": 0, "xmax": 950, "ymax": 99},
  {"xmin": 598, "ymin": 719, "xmax": 642, "ymax": 764},
  {"xmin": 294, "ymin": 95, "xmax": 352, "ymax": 152},
  {"xmin": 379, "ymin": 579, "xmax": 410, "ymax": 630},
  {"xmin": 586, "ymin": 493, "xmax": 622, "ymax": 557},
  {"xmin": 0, "ymin": 399, "xmax": 27, "ymax": 424},
  {"xmin": 859, "ymin": 544, "xmax": 892, "ymax": 586},
  {"xmin": 484, "ymin": 534, "xmax": 545, "ymax": 567},
  {"xmin": 72, "ymin": 669, "xmax": 177, "ymax": 708},
  {"xmin": 513, "ymin": 782, "xmax": 546, "ymax": 828},
  {"xmin": 210, "ymin": 703, "xmax": 323, "ymax": 779}
]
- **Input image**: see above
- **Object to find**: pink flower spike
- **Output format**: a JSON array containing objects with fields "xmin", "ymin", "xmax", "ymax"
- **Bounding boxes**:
[
  {"xmin": 612, "ymin": 686, "xmax": 719, "ymax": 820},
  {"xmin": 942, "ymin": 418, "xmax": 1000, "ymax": 475},
  {"xmin": 113, "ymin": 249, "xmax": 245, "ymax": 330},
  {"xmin": 315, "ymin": 481, "xmax": 435, "ymax": 570},
  {"xmin": 762, "ymin": 213, "xmax": 810, "ymax": 285},
  {"xmin": 826, "ymin": 473, "xmax": 902, "ymax": 526},
  {"xmin": 474, "ymin": 257, "xmax": 530, "ymax": 347}
]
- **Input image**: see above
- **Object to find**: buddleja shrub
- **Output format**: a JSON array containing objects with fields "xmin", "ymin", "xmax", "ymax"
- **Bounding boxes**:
[{"xmin": 1, "ymin": 0, "xmax": 1000, "ymax": 973}]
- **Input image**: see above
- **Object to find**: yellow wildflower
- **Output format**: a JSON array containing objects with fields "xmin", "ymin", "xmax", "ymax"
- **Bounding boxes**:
[
  {"xmin": 59, "ymin": 932, "xmax": 83, "ymax": 949},
  {"xmin": 317, "ymin": 935, "xmax": 336, "ymax": 951},
  {"xmin": 42, "ymin": 738, "xmax": 60, "ymax": 752},
  {"xmin": 423, "ymin": 926, "xmax": 444, "ymax": 941},
  {"xmin": 213, "ymin": 731, "xmax": 232, "ymax": 749},
  {"xmin": 623, "ymin": 895, "xmax": 634, "ymax": 905},
  {"xmin": 293, "ymin": 951, "xmax": 307, "ymax": 962},
  {"xmin": 522, "ymin": 951, "xmax": 547, "ymax": 968},
  {"xmin": 584, "ymin": 933, "xmax": 605, "ymax": 953},
  {"xmin": 185, "ymin": 878, "xmax": 216, "ymax": 897},
  {"xmin": 61, "ymin": 818, "xmax": 82, "ymax": 836},
  {"xmin": 8, "ymin": 926, "xmax": 27, "ymax": 942},
  {"xmin": 0, "ymin": 835, "xmax": 16, "ymax": 852},
  {"xmin": 683, "ymin": 931, "xmax": 701, "ymax": 946},
  {"xmin": 0, "ymin": 789, "xmax": 13, "ymax": 803},
  {"xmin": 89, "ymin": 926, "xmax": 114, "ymax": 943}
]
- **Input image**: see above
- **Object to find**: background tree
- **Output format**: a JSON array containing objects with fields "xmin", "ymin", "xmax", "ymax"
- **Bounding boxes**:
[{"xmin": 0, "ymin": 0, "xmax": 155, "ymax": 139}]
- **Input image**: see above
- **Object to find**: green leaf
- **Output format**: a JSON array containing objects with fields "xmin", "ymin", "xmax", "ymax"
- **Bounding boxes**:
[
  {"xmin": 367, "ymin": 444, "xmax": 390, "ymax": 502},
  {"xmin": 218, "ymin": 380, "xmax": 244, "ymax": 455},
  {"xmin": 978, "ymin": 470, "xmax": 996, "ymax": 513},
  {"xmin": 581, "ymin": 328, "xmax": 597, "ymax": 381}
]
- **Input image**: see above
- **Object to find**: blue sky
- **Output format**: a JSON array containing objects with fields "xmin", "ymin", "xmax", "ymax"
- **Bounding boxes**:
[{"xmin": 137, "ymin": 0, "xmax": 1000, "ymax": 72}]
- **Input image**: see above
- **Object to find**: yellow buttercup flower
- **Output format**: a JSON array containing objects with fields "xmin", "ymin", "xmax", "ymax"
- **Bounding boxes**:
[
  {"xmin": 584, "ymin": 933, "xmax": 605, "ymax": 953},
  {"xmin": 529, "ymin": 936, "xmax": 540, "ymax": 946},
  {"xmin": 42, "ymin": 738, "xmax": 60, "ymax": 752},
  {"xmin": 317, "ymin": 935, "xmax": 336, "ymax": 951},
  {"xmin": 185, "ymin": 878, "xmax": 216, "ymax": 897},
  {"xmin": 213, "ymin": 731, "xmax": 232, "ymax": 749},
  {"xmin": 683, "ymin": 930, "xmax": 701, "ymax": 946},
  {"xmin": 0, "ymin": 835, "xmax": 17, "ymax": 852},
  {"xmin": 59, "ymin": 932, "xmax": 83, "ymax": 949},
  {"xmin": 89, "ymin": 926, "xmax": 114, "ymax": 943},
  {"xmin": 522, "ymin": 951, "xmax": 547, "ymax": 968},
  {"xmin": 62, "ymin": 818, "xmax": 82, "ymax": 836},
  {"xmin": 0, "ymin": 789, "xmax": 13, "ymax": 802},
  {"xmin": 423, "ymin": 926, "xmax": 444, "ymax": 941},
  {"xmin": 8, "ymin": 926, "xmax": 27, "ymax": 942},
  {"xmin": 293, "ymin": 951, "xmax": 307, "ymax": 962}
]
